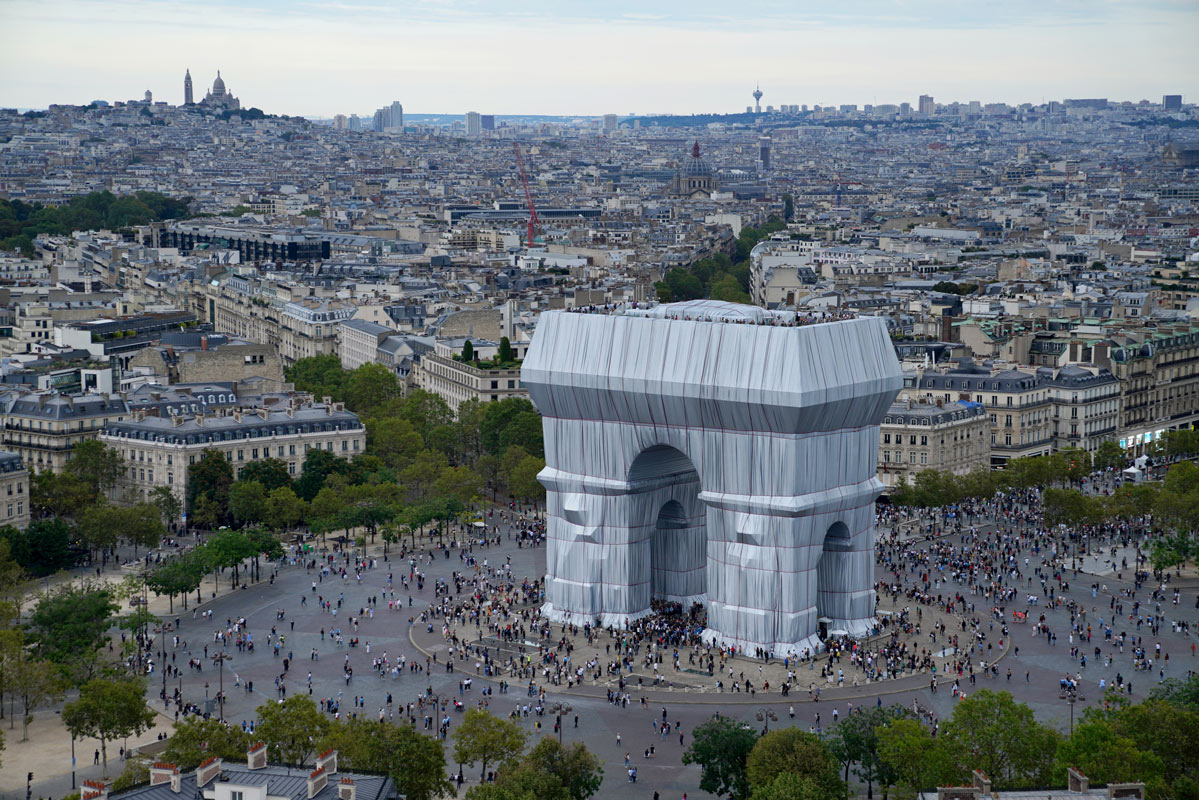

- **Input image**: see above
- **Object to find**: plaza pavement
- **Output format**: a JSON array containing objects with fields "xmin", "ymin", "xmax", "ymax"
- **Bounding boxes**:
[{"xmin": 7, "ymin": 509, "xmax": 1199, "ymax": 800}]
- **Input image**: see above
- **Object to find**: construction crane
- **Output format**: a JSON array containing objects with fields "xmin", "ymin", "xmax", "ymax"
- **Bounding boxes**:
[{"xmin": 513, "ymin": 142, "xmax": 540, "ymax": 248}]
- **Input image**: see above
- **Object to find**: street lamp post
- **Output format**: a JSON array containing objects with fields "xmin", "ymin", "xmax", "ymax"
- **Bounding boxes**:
[
  {"xmin": 71, "ymin": 734, "xmax": 76, "ymax": 790},
  {"xmin": 212, "ymin": 651, "xmax": 232, "ymax": 722},
  {"xmin": 754, "ymin": 707, "xmax": 778, "ymax": 734},
  {"xmin": 1062, "ymin": 683, "xmax": 1082, "ymax": 735}
]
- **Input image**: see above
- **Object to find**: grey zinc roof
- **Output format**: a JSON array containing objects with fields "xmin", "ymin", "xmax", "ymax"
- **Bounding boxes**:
[
  {"xmin": 341, "ymin": 319, "xmax": 393, "ymax": 336},
  {"xmin": 0, "ymin": 451, "xmax": 26, "ymax": 473},
  {"xmin": 110, "ymin": 763, "xmax": 393, "ymax": 800},
  {"xmin": 103, "ymin": 404, "xmax": 362, "ymax": 445}
]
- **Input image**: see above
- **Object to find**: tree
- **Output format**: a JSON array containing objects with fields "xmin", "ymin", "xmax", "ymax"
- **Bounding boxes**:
[
  {"xmin": 452, "ymin": 707, "xmax": 528, "ymax": 781},
  {"xmin": 401, "ymin": 449, "xmax": 449, "ymax": 501},
  {"xmin": 285, "ymin": 354, "xmax": 348, "ymax": 401},
  {"xmin": 8, "ymin": 517, "xmax": 73, "ymax": 576},
  {"xmin": 509, "ymin": 455, "xmax": 546, "ymax": 502},
  {"xmin": 1149, "ymin": 673, "xmax": 1199, "ymax": 712},
  {"xmin": 187, "ymin": 448, "xmax": 233, "ymax": 524},
  {"xmin": 150, "ymin": 486, "xmax": 183, "ymax": 528},
  {"xmin": 163, "ymin": 717, "xmax": 252, "ymax": 769},
  {"xmin": 236, "ymin": 459, "xmax": 293, "ymax": 492},
  {"xmin": 1093, "ymin": 440, "xmax": 1126, "ymax": 472},
  {"xmin": 750, "ymin": 771, "xmax": 841, "ymax": 800},
  {"xmin": 497, "ymin": 337, "xmax": 513, "ymax": 364},
  {"xmin": 939, "ymin": 690, "xmax": 1058, "ymax": 789},
  {"xmin": 462, "ymin": 339, "xmax": 474, "ymax": 362},
  {"xmin": 876, "ymin": 718, "xmax": 962, "ymax": 797},
  {"xmin": 0, "ymin": 627, "xmax": 62, "ymax": 742},
  {"xmin": 256, "ymin": 696, "xmax": 332, "ymax": 766},
  {"xmin": 344, "ymin": 363, "xmax": 402, "ymax": 417},
  {"xmin": 295, "ymin": 448, "xmax": 351, "ymax": 501},
  {"xmin": 824, "ymin": 705, "xmax": 908, "ymax": 799},
  {"xmin": 229, "ymin": 480, "xmax": 268, "ymax": 525},
  {"xmin": 746, "ymin": 728, "xmax": 841, "ymax": 800},
  {"xmin": 77, "ymin": 504, "xmax": 122, "ymax": 558},
  {"xmin": 125, "ymin": 503, "xmax": 166, "ymax": 554},
  {"xmin": 28, "ymin": 584, "xmax": 116, "ymax": 682},
  {"xmin": 480, "ymin": 399, "xmax": 541, "ymax": 457},
  {"xmin": 30, "ymin": 469, "xmax": 94, "ymax": 519},
  {"xmin": 519, "ymin": 737, "xmax": 603, "ymax": 800},
  {"xmin": 367, "ymin": 416, "xmax": 425, "ymax": 470},
  {"xmin": 63, "ymin": 677, "xmax": 156, "ymax": 775},
  {"xmin": 1102, "ymin": 697, "xmax": 1199, "ymax": 798},
  {"xmin": 498, "ymin": 412, "xmax": 544, "ymax": 459},
  {"xmin": 265, "ymin": 486, "xmax": 307, "ymax": 532},
  {"xmin": 434, "ymin": 465, "xmax": 483, "ymax": 507},
  {"xmin": 682, "ymin": 716, "xmax": 759, "ymax": 800},
  {"xmin": 320, "ymin": 717, "xmax": 453, "ymax": 800},
  {"xmin": 1053, "ymin": 720, "xmax": 1164, "ymax": 788},
  {"xmin": 66, "ymin": 440, "xmax": 126, "ymax": 496}
]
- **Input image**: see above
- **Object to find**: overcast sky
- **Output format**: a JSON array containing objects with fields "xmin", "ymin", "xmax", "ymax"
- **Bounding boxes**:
[{"xmin": 1, "ymin": 0, "xmax": 1195, "ymax": 117}]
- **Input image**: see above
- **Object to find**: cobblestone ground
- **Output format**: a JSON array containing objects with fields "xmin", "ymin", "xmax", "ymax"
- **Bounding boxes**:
[{"xmin": 8, "ymin": 498, "xmax": 1199, "ymax": 800}]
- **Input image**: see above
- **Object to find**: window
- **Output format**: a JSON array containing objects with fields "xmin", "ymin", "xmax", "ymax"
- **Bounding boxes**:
[
  {"xmin": 883, "ymin": 434, "xmax": 891, "ymax": 444},
  {"xmin": 237, "ymin": 449, "xmax": 244, "ymax": 461},
  {"xmin": 189, "ymin": 455, "xmax": 196, "ymax": 465},
  {"xmin": 167, "ymin": 455, "xmax": 172, "ymax": 466},
  {"xmin": 231, "ymin": 792, "xmax": 244, "ymax": 800},
  {"xmin": 252, "ymin": 448, "xmax": 259, "ymax": 459},
  {"xmin": 920, "ymin": 452, "xmax": 928, "ymax": 465},
  {"xmin": 289, "ymin": 445, "xmax": 296, "ymax": 456},
  {"xmin": 288, "ymin": 462, "xmax": 296, "ymax": 475},
  {"xmin": 342, "ymin": 440, "xmax": 348, "ymax": 451},
  {"xmin": 353, "ymin": 439, "xmax": 359, "ymax": 451},
  {"xmin": 5, "ymin": 504, "xmax": 10, "ymax": 518},
  {"xmin": 909, "ymin": 452, "xmax": 916, "ymax": 463},
  {"xmin": 168, "ymin": 473, "xmax": 173, "ymax": 485},
  {"xmin": 920, "ymin": 436, "xmax": 927, "ymax": 446}
]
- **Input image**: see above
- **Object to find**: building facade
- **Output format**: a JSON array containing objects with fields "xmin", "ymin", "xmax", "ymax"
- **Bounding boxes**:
[
  {"xmin": 0, "ymin": 452, "xmax": 29, "ymax": 529},
  {"xmin": 338, "ymin": 319, "xmax": 393, "ymax": 371},
  {"xmin": 0, "ymin": 392, "xmax": 130, "ymax": 473},
  {"xmin": 879, "ymin": 399, "xmax": 990, "ymax": 489},
  {"xmin": 99, "ymin": 397, "xmax": 364, "ymax": 505},
  {"xmin": 413, "ymin": 348, "xmax": 526, "ymax": 413}
]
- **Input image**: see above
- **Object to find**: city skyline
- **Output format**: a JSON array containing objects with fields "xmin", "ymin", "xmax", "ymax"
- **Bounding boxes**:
[{"xmin": 1, "ymin": 0, "xmax": 1196, "ymax": 116}]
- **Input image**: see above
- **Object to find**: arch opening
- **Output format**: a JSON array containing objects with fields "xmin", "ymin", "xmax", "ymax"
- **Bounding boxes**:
[
  {"xmin": 816, "ymin": 521, "xmax": 853, "ymax": 631},
  {"xmin": 627, "ymin": 446, "xmax": 707, "ymax": 607}
]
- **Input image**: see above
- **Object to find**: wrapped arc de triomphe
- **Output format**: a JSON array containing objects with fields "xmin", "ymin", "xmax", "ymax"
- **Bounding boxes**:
[{"xmin": 521, "ymin": 300, "xmax": 903, "ymax": 657}]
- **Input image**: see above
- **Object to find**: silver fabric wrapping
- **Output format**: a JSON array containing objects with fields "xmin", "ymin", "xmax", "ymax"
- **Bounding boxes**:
[{"xmin": 522, "ymin": 303, "xmax": 902, "ymax": 656}]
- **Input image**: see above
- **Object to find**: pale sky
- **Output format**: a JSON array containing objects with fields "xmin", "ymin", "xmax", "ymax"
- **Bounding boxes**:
[{"xmin": 1, "ymin": 0, "xmax": 1196, "ymax": 117}]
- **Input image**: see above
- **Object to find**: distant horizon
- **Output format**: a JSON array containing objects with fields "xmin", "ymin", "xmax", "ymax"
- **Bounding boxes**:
[
  {"xmin": 7, "ymin": 97, "xmax": 1191, "ymax": 122},
  {"xmin": 1, "ymin": 0, "xmax": 1195, "ymax": 115}
]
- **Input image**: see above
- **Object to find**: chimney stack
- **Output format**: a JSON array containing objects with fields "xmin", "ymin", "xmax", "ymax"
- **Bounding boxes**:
[
  {"xmin": 337, "ymin": 778, "xmax": 355, "ymax": 800},
  {"xmin": 81, "ymin": 779, "xmax": 109, "ymax": 800},
  {"xmin": 196, "ymin": 756, "xmax": 222, "ymax": 787},
  {"xmin": 247, "ymin": 741, "xmax": 267, "ymax": 770},
  {"xmin": 201, "ymin": 335, "xmax": 209, "ymax": 351},
  {"xmin": 972, "ymin": 770, "xmax": 992, "ymax": 795},
  {"xmin": 307, "ymin": 767, "xmax": 328, "ymax": 799},
  {"xmin": 315, "ymin": 749, "xmax": 338, "ymax": 775}
]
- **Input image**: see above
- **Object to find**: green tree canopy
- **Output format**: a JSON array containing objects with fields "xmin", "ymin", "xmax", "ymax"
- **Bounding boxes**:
[
  {"xmin": 163, "ymin": 717, "xmax": 253, "ymax": 769},
  {"xmin": 320, "ymin": 717, "xmax": 452, "ymax": 800},
  {"xmin": 939, "ymin": 690, "xmax": 1058, "ymax": 789},
  {"xmin": 682, "ymin": 716, "xmax": 760, "ymax": 800},
  {"xmin": 452, "ymin": 707, "xmax": 528, "ymax": 781},
  {"xmin": 28, "ymin": 584, "xmax": 117, "ymax": 682},
  {"xmin": 187, "ymin": 448, "xmax": 234, "ymax": 524},
  {"xmin": 256, "ymin": 696, "xmax": 332, "ymax": 766},
  {"xmin": 63, "ymin": 677, "xmax": 156, "ymax": 775}
]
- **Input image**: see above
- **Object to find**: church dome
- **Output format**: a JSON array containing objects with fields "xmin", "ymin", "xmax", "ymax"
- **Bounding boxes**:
[
  {"xmin": 212, "ymin": 71, "xmax": 226, "ymax": 95},
  {"xmin": 680, "ymin": 141, "xmax": 712, "ymax": 177}
]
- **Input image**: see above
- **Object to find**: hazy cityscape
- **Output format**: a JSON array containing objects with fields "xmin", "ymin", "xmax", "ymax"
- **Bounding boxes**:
[{"xmin": 2, "ymin": 2, "xmax": 1199, "ymax": 800}]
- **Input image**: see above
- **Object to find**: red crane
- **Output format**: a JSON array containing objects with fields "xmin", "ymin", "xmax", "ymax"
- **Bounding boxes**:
[{"xmin": 513, "ymin": 142, "xmax": 540, "ymax": 248}]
